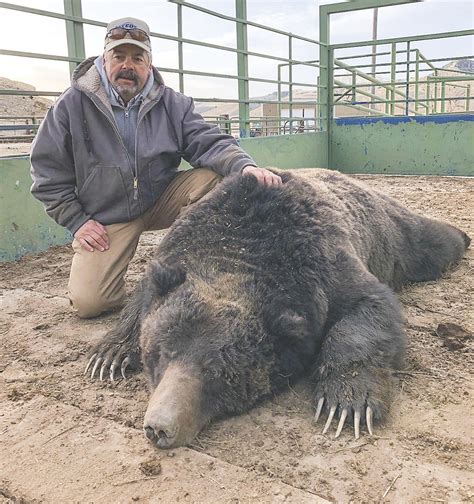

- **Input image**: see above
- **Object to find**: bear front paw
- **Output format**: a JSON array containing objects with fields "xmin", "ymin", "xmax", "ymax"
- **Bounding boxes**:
[
  {"xmin": 313, "ymin": 365, "xmax": 393, "ymax": 439},
  {"xmin": 84, "ymin": 334, "xmax": 140, "ymax": 382}
]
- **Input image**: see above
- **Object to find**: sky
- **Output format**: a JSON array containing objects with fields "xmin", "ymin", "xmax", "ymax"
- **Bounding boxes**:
[{"xmin": 0, "ymin": 0, "xmax": 472, "ymax": 99}]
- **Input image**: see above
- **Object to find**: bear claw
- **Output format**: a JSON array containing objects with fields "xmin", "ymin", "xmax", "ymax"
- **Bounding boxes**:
[
  {"xmin": 366, "ymin": 406, "xmax": 373, "ymax": 436},
  {"xmin": 90, "ymin": 357, "xmax": 103, "ymax": 379},
  {"xmin": 354, "ymin": 410, "xmax": 361, "ymax": 439},
  {"xmin": 314, "ymin": 397, "xmax": 325, "ymax": 422},
  {"xmin": 334, "ymin": 408, "xmax": 348, "ymax": 438},
  {"xmin": 121, "ymin": 357, "xmax": 130, "ymax": 380},
  {"xmin": 85, "ymin": 349, "xmax": 134, "ymax": 382},
  {"xmin": 84, "ymin": 353, "xmax": 97, "ymax": 376},
  {"xmin": 322, "ymin": 405, "xmax": 337, "ymax": 434},
  {"xmin": 314, "ymin": 399, "xmax": 373, "ymax": 439}
]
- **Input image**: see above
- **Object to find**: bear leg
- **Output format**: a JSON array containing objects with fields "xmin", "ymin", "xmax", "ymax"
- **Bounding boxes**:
[
  {"xmin": 312, "ymin": 277, "xmax": 405, "ymax": 439},
  {"xmin": 85, "ymin": 279, "xmax": 146, "ymax": 381}
]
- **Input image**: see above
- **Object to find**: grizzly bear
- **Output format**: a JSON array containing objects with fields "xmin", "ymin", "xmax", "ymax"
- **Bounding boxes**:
[{"xmin": 85, "ymin": 169, "xmax": 470, "ymax": 448}]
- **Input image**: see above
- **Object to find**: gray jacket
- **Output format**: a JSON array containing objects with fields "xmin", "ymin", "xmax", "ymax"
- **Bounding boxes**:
[{"xmin": 30, "ymin": 57, "xmax": 256, "ymax": 235}]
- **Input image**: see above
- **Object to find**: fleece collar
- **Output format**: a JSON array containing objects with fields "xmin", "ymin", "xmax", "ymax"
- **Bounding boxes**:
[{"xmin": 72, "ymin": 56, "xmax": 165, "ymax": 110}]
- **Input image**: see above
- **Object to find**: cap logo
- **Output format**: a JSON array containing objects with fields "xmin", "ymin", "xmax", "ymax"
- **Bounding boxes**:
[{"xmin": 119, "ymin": 22, "xmax": 137, "ymax": 30}]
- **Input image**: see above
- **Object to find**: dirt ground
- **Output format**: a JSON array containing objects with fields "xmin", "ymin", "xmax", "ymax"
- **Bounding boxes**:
[
  {"xmin": 0, "ymin": 143, "xmax": 31, "ymax": 157},
  {"xmin": 0, "ymin": 170, "xmax": 472, "ymax": 503}
]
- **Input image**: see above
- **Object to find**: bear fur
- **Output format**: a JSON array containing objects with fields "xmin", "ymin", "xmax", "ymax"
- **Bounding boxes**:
[{"xmin": 87, "ymin": 169, "xmax": 470, "ymax": 447}]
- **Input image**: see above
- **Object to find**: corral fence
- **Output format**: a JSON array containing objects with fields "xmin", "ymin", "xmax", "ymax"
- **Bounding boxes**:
[
  {"xmin": 0, "ymin": 0, "xmax": 473, "ymax": 262},
  {"xmin": 0, "ymin": 0, "xmax": 473, "ymax": 141}
]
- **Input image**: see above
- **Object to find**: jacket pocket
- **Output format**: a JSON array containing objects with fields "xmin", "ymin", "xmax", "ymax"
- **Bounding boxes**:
[
  {"xmin": 147, "ymin": 157, "xmax": 180, "ymax": 200},
  {"xmin": 78, "ymin": 165, "xmax": 131, "ymax": 222}
]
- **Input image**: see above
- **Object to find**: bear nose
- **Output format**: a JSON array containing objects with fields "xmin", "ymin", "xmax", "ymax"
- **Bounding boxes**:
[
  {"xmin": 144, "ymin": 426, "xmax": 156, "ymax": 441},
  {"xmin": 143, "ymin": 423, "xmax": 178, "ymax": 447}
]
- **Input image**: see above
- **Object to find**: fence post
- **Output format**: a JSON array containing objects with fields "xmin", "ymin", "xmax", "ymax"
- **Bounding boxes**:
[
  {"xmin": 405, "ymin": 41, "xmax": 410, "ymax": 115},
  {"xmin": 319, "ymin": 4, "xmax": 331, "ymax": 168},
  {"xmin": 277, "ymin": 64, "xmax": 282, "ymax": 134},
  {"xmin": 390, "ymin": 42, "xmax": 396, "ymax": 115},
  {"xmin": 288, "ymin": 35, "xmax": 293, "ymax": 133},
  {"xmin": 235, "ymin": 0, "xmax": 250, "ymax": 138},
  {"xmin": 177, "ymin": 1, "xmax": 184, "ymax": 93},
  {"xmin": 63, "ymin": 0, "xmax": 86, "ymax": 76},
  {"xmin": 415, "ymin": 49, "xmax": 420, "ymax": 113}
]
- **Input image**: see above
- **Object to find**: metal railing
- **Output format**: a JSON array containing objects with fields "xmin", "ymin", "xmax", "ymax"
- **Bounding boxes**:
[
  {"xmin": 0, "ymin": 0, "xmax": 324, "ymax": 139},
  {"xmin": 0, "ymin": 0, "xmax": 472, "ymax": 143},
  {"xmin": 330, "ymin": 30, "xmax": 474, "ymax": 118}
]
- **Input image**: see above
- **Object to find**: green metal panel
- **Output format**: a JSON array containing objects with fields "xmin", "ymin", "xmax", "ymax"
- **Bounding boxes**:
[
  {"xmin": 323, "ymin": 0, "xmax": 422, "ymax": 14},
  {"xmin": 319, "ymin": 2, "xmax": 330, "ymax": 167},
  {"xmin": 177, "ymin": 2, "xmax": 184, "ymax": 93},
  {"xmin": 331, "ymin": 29, "xmax": 473, "ymax": 50},
  {"xmin": 64, "ymin": 0, "xmax": 86, "ymax": 76},
  {"xmin": 235, "ymin": 0, "xmax": 250, "ymax": 138},
  {"xmin": 239, "ymin": 133, "xmax": 328, "ymax": 169},
  {"xmin": 0, "ymin": 157, "xmax": 71, "ymax": 262},
  {"xmin": 331, "ymin": 117, "xmax": 474, "ymax": 176}
]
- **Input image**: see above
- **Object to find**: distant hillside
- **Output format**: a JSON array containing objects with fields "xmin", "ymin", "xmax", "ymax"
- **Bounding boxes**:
[
  {"xmin": 0, "ymin": 76, "xmax": 53, "ymax": 118},
  {"xmin": 444, "ymin": 59, "xmax": 474, "ymax": 73},
  {"xmin": 194, "ymin": 59, "xmax": 474, "ymax": 120}
]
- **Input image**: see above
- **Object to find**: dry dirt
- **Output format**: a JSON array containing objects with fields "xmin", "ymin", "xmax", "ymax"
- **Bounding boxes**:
[{"xmin": 0, "ymin": 171, "xmax": 473, "ymax": 503}]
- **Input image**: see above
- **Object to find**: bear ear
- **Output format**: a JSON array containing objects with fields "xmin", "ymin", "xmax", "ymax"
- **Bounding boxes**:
[
  {"xmin": 150, "ymin": 260, "xmax": 186, "ymax": 296},
  {"xmin": 264, "ymin": 306, "xmax": 310, "ymax": 342}
]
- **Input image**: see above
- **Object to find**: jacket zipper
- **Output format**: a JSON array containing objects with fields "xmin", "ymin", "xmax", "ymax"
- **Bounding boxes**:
[
  {"xmin": 134, "ymin": 99, "xmax": 159, "ymax": 199},
  {"xmin": 89, "ymin": 95, "xmax": 142, "ymax": 211}
]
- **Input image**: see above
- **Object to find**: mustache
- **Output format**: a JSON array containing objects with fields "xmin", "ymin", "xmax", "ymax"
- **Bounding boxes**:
[{"xmin": 115, "ymin": 70, "xmax": 138, "ymax": 83}]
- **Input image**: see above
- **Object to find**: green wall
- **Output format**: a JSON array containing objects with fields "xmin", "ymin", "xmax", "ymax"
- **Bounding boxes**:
[
  {"xmin": 0, "ymin": 157, "xmax": 71, "ymax": 262},
  {"xmin": 330, "ymin": 115, "xmax": 474, "ymax": 176},
  {"xmin": 240, "ymin": 132, "xmax": 328, "ymax": 168},
  {"xmin": 1, "ymin": 116, "xmax": 472, "ymax": 262}
]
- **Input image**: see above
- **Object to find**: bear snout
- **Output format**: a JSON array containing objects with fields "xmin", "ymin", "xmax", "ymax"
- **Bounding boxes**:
[
  {"xmin": 144, "ymin": 423, "xmax": 178, "ymax": 448},
  {"xmin": 143, "ymin": 362, "xmax": 205, "ymax": 448}
]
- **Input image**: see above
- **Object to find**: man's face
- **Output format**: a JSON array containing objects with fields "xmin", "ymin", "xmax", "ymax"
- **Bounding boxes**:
[{"xmin": 104, "ymin": 44, "xmax": 151, "ymax": 103}]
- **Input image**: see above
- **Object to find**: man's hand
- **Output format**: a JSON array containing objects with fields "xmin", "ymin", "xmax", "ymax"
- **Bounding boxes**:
[
  {"xmin": 242, "ymin": 166, "xmax": 282, "ymax": 187},
  {"xmin": 74, "ymin": 219, "xmax": 109, "ymax": 252}
]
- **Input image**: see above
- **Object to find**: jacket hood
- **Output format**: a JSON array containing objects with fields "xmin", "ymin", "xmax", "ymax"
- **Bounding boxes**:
[{"xmin": 72, "ymin": 55, "xmax": 165, "ymax": 101}]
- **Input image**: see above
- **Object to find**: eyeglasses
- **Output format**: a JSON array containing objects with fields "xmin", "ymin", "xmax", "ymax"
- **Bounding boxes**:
[{"xmin": 106, "ymin": 27, "xmax": 149, "ymax": 42}]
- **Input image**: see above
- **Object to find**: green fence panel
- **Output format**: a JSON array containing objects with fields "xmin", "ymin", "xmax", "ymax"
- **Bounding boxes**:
[
  {"xmin": 239, "ymin": 132, "xmax": 328, "ymax": 169},
  {"xmin": 330, "ymin": 115, "xmax": 474, "ymax": 176},
  {"xmin": 0, "ymin": 157, "xmax": 71, "ymax": 262}
]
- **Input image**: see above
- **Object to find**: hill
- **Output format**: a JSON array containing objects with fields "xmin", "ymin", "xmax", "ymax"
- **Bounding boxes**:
[{"xmin": 0, "ymin": 76, "xmax": 53, "ymax": 119}]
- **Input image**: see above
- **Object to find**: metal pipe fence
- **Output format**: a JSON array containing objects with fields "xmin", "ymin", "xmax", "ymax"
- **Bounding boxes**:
[
  {"xmin": 330, "ymin": 29, "xmax": 474, "ymax": 118},
  {"xmin": 0, "ymin": 0, "xmax": 324, "ymax": 138},
  {"xmin": 0, "ymin": 0, "xmax": 472, "ymax": 142}
]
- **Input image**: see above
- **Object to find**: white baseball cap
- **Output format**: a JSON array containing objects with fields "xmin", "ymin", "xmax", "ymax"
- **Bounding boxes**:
[{"xmin": 104, "ymin": 17, "xmax": 152, "ymax": 54}]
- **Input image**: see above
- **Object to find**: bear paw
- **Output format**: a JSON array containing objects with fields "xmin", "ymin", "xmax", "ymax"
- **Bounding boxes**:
[
  {"xmin": 313, "ymin": 365, "xmax": 393, "ymax": 439},
  {"xmin": 84, "ymin": 336, "xmax": 140, "ymax": 382}
]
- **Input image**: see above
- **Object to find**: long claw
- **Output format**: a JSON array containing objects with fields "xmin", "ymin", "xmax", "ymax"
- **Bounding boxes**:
[
  {"xmin": 335, "ymin": 408, "xmax": 348, "ymax": 439},
  {"xmin": 121, "ymin": 357, "xmax": 130, "ymax": 380},
  {"xmin": 84, "ymin": 353, "xmax": 97, "ymax": 375},
  {"xmin": 366, "ymin": 406, "xmax": 373, "ymax": 436},
  {"xmin": 110, "ymin": 362, "xmax": 118, "ymax": 382},
  {"xmin": 90, "ymin": 357, "xmax": 103, "ymax": 379},
  {"xmin": 99, "ymin": 361, "xmax": 108, "ymax": 381},
  {"xmin": 322, "ymin": 405, "xmax": 337, "ymax": 434},
  {"xmin": 354, "ymin": 410, "xmax": 361, "ymax": 440},
  {"xmin": 314, "ymin": 397, "xmax": 325, "ymax": 423}
]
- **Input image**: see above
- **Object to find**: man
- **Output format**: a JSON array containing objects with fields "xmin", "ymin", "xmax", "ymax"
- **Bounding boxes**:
[{"xmin": 31, "ymin": 17, "xmax": 281, "ymax": 319}]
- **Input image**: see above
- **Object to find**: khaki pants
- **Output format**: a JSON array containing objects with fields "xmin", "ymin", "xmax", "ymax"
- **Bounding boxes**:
[{"xmin": 68, "ymin": 168, "xmax": 221, "ymax": 318}]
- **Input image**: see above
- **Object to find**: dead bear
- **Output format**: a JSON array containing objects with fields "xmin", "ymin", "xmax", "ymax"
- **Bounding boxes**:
[{"xmin": 85, "ymin": 169, "xmax": 470, "ymax": 448}]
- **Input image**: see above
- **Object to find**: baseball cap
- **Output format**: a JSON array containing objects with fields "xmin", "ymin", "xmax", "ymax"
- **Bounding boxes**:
[{"xmin": 104, "ymin": 17, "xmax": 152, "ymax": 54}]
